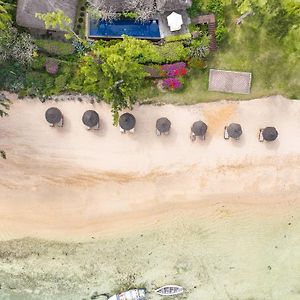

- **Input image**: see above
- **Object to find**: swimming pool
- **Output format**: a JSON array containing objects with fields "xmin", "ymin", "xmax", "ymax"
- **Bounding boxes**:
[{"xmin": 88, "ymin": 19, "xmax": 161, "ymax": 39}]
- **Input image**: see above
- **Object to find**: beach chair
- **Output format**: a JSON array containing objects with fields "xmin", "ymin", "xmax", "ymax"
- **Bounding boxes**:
[
  {"xmin": 156, "ymin": 129, "xmax": 161, "ymax": 136},
  {"xmin": 224, "ymin": 126, "xmax": 229, "ymax": 140},
  {"xmin": 190, "ymin": 131, "xmax": 196, "ymax": 142},
  {"xmin": 259, "ymin": 128, "xmax": 264, "ymax": 142},
  {"xmin": 58, "ymin": 115, "xmax": 64, "ymax": 127},
  {"xmin": 200, "ymin": 133, "xmax": 206, "ymax": 141},
  {"xmin": 49, "ymin": 123, "xmax": 54, "ymax": 128},
  {"xmin": 120, "ymin": 127, "xmax": 125, "ymax": 134},
  {"xmin": 164, "ymin": 130, "xmax": 169, "ymax": 135},
  {"xmin": 129, "ymin": 128, "xmax": 135, "ymax": 134}
]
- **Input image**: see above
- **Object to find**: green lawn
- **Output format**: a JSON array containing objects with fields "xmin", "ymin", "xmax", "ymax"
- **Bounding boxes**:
[{"xmin": 141, "ymin": 6, "xmax": 300, "ymax": 105}]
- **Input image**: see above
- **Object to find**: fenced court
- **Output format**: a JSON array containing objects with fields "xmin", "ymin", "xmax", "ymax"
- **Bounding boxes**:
[{"xmin": 209, "ymin": 69, "xmax": 252, "ymax": 94}]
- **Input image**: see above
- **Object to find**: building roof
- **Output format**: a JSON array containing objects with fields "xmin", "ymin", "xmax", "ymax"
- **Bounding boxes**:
[
  {"xmin": 16, "ymin": 0, "xmax": 78, "ymax": 30},
  {"xmin": 88, "ymin": 0, "xmax": 191, "ymax": 13}
]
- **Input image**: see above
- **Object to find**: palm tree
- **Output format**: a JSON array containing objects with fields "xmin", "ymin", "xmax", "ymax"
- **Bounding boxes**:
[{"xmin": 0, "ymin": 0, "xmax": 13, "ymax": 30}]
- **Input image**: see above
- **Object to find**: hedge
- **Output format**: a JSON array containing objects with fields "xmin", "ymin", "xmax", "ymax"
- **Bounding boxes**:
[
  {"xmin": 164, "ymin": 33, "xmax": 192, "ymax": 42},
  {"xmin": 35, "ymin": 39, "xmax": 75, "ymax": 56}
]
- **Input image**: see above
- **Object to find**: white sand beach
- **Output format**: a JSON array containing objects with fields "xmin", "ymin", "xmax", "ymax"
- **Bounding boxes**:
[{"xmin": 0, "ymin": 94, "xmax": 300, "ymax": 299}]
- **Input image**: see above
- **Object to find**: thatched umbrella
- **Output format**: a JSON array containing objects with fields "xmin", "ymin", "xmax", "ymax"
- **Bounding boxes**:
[
  {"xmin": 156, "ymin": 117, "xmax": 171, "ymax": 133},
  {"xmin": 82, "ymin": 110, "xmax": 99, "ymax": 128},
  {"xmin": 262, "ymin": 127, "xmax": 278, "ymax": 141},
  {"xmin": 227, "ymin": 123, "xmax": 242, "ymax": 139},
  {"xmin": 191, "ymin": 121, "xmax": 207, "ymax": 137},
  {"xmin": 45, "ymin": 107, "xmax": 62, "ymax": 124},
  {"xmin": 119, "ymin": 113, "xmax": 136, "ymax": 131}
]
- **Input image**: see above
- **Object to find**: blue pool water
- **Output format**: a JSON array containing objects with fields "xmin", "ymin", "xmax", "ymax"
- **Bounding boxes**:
[{"xmin": 89, "ymin": 19, "xmax": 161, "ymax": 39}]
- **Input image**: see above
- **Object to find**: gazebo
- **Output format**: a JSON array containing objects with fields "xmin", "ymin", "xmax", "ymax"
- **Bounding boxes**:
[
  {"xmin": 262, "ymin": 127, "xmax": 278, "ymax": 141},
  {"xmin": 167, "ymin": 12, "xmax": 183, "ymax": 32},
  {"xmin": 227, "ymin": 123, "xmax": 242, "ymax": 139},
  {"xmin": 191, "ymin": 120, "xmax": 207, "ymax": 141},
  {"xmin": 119, "ymin": 113, "xmax": 136, "ymax": 133},
  {"xmin": 45, "ymin": 107, "xmax": 63, "ymax": 127},
  {"xmin": 156, "ymin": 117, "xmax": 171, "ymax": 135},
  {"xmin": 82, "ymin": 110, "xmax": 99, "ymax": 130}
]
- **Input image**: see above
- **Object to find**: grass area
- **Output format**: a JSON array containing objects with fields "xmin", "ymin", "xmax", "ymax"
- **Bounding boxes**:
[{"xmin": 141, "ymin": 5, "xmax": 300, "ymax": 105}]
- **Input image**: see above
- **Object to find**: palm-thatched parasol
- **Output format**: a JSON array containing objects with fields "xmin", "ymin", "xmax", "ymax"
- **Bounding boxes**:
[
  {"xmin": 82, "ymin": 110, "xmax": 99, "ymax": 128},
  {"xmin": 227, "ymin": 123, "xmax": 242, "ymax": 139},
  {"xmin": 156, "ymin": 117, "xmax": 171, "ymax": 133},
  {"xmin": 262, "ymin": 127, "xmax": 278, "ymax": 141},
  {"xmin": 191, "ymin": 121, "xmax": 208, "ymax": 136},
  {"xmin": 119, "ymin": 113, "xmax": 136, "ymax": 131},
  {"xmin": 45, "ymin": 107, "xmax": 62, "ymax": 124}
]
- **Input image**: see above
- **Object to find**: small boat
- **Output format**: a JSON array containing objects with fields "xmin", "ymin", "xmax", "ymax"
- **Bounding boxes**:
[
  {"xmin": 108, "ymin": 288, "xmax": 146, "ymax": 300},
  {"xmin": 155, "ymin": 285, "xmax": 184, "ymax": 296}
]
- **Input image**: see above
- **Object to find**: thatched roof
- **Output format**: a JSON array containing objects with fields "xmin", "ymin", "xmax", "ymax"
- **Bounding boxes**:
[
  {"xmin": 82, "ymin": 110, "xmax": 99, "ymax": 127},
  {"xmin": 119, "ymin": 113, "xmax": 136, "ymax": 130},
  {"xmin": 16, "ymin": 0, "xmax": 78, "ymax": 30},
  {"xmin": 191, "ymin": 121, "xmax": 207, "ymax": 136},
  {"xmin": 227, "ymin": 123, "xmax": 242, "ymax": 139},
  {"xmin": 262, "ymin": 127, "xmax": 278, "ymax": 141},
  {"xmin": 88, "ymin": 0, "xmax": 191, "ymax": 13},
  {"xmin": 45, "ymin": 107, "xmax": 62, "ymax": 124},
  {"xmin": 157, "ymin": 0, "xmax": 192, "ymax": 12},
  {"xmin": 156, "ymin": 117, "xmax": 171, "ymax": 133}
]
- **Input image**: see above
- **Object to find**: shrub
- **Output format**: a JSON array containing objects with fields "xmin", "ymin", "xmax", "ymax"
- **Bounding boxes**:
[
  {"xmin": 35, "ymin": 39, "xmax": 75, "ymax": 56},
  {"xmin": 0, "ymin": 62, "xmax": 26, "ymax": 92},
  {"xmin": 25, "ymin": 71, "xmax": 55, "ymax": 96},
  {"xmin": 31, "ymin": 55, "xmax": 47, "ymax": 70},
  {"xmin": 45, "ymin": 59, "xmax": 59, "ymax": 75},
  {"xmin": 160, "ymin": 62, "xmax": 187, "ymax": 77},
  {"xmin": 156, "ymin": 42, "xmax": 189, "ymax": 63},
  {"xmin": 187, "ymin": 0, "xmax": 204, "ymax": 17},
  {"xmin": 206, "ymin": 0, "xmax": 228, "ymax": 46},
  {"xmin": 162, "ymin": 78, "xmax": 182, "ymax": 90},
  {"xmin": 165, "ymin": 33, "xmax": 192, "ymax": 42},
  {"xmin": 54, "ymin": 75, "xmax": 68, "ymax": 93}
]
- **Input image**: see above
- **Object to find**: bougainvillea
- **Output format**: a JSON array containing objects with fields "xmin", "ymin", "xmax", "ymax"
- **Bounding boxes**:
[
  {"xmin": 160, "ymin": 62, "xmax": 187, "ymax": 77},
  {"xmin": 162, "ymin": 78, "xmax": 182, "ymax": 90}
]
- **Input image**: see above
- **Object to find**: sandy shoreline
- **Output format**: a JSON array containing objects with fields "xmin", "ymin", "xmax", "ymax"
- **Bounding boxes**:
[
  {"xmin": 0, "ymin": 94, "xmax": 300, "ymax": 299},
  {"xmin": 1, "ymin": 94, "xmax": 300, "ymax": 241}
]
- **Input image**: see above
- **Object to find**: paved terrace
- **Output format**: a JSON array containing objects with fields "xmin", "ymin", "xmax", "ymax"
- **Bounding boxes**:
[{"xmin": 209, "ymin": 69, "xmax": 252, "ymax": 94}]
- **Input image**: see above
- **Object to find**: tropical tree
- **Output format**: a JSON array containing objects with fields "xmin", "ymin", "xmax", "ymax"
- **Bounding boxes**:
[
  {"xmin": 35, "ymin": 9, "xmax": 82, "ymax": 40},
  {"xmin": 78, "ymin": 37, "xmax": 157, "ymax": 123},
  {"xmin": 0, "ymin": 24, "xmax": 37, "ymax": 65},
  {"xmin": 0, "ymin": 0, "xmax": 14, "ymax": 29}
]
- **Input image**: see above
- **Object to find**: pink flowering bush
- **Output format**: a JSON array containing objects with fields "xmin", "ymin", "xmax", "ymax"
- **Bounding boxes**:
[
  {"xmin": 159, "ymin": 62, "xmax": 187, "ymax": 90},
  {"xmin": 160, "ymin": 62, "xmax": 187, "ymax": 77},
  {"xmin": 162, "ymin": 78, "xmax": 182, "ymax": 90}
]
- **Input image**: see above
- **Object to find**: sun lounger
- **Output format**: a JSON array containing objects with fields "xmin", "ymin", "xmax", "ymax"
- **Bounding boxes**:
[
  {"xmin": 49, "ymin": 123, "xmax": 54, "ymax": 127},
  {"xmin": 120, "ymin": 127, "xmax": 125, "ymax": 133},
  {"xmin": 58, "ymin": 116, "xmax": 64, "ymax": 127},
  {"xmin": 190, "ymin": 131, "xmax": 196, "ymax": 142},
  {"xmin": 164, "ymin": 131, "xmax": 169, "ymax": 135},
  {"xmin": 259, "ymin": 128, "xmax": 264, "ymax": 142},
  {"xmin": 156, "ymin": 129, "xmax": 161, "ymax": 136},
  {"xmin": 224, "ymin": 126, "xmax": 229, "ymax": 139},
  {"xmin": 200, "ymin": 133, "xmax": 206, "ymax": 141},
  {"xmin": 129, "ymin": 128, "xmax": 135, "ymax": 134}
]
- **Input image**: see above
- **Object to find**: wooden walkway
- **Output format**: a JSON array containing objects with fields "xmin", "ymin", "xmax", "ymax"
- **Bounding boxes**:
[{"xmin": 192, "ymin": 14, "xmax": 217, "ymax": 51}]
